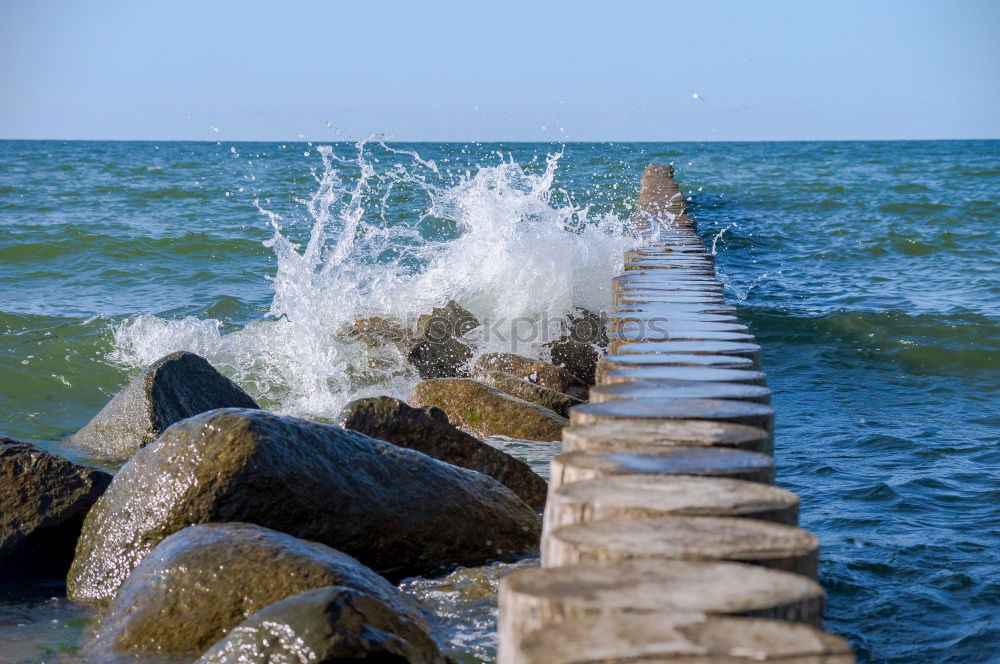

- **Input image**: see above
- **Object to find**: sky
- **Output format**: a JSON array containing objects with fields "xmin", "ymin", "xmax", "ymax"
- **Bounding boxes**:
[{"xmin": 1, "ymin": 0, "xmax": 998, "ymax": 142}]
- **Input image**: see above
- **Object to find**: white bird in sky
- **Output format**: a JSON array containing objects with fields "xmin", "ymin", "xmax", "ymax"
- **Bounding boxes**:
[{"xmin": 689, "ymin": 89, "xmax": 706, "ymax": 103}]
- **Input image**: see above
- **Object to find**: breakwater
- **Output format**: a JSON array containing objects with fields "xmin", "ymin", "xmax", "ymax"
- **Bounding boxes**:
[{"xmin": 496, "ymin": 164, "xmax": 856, "ymax": 663}]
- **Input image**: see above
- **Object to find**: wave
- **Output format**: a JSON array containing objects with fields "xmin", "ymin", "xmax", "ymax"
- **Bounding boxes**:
[{"xmin": 739, "ymin": 306, "xmax": 1000, "ymax": 374}]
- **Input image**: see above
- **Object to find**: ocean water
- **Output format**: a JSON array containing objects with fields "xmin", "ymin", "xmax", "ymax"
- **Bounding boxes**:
[{"xmin": 0, "ymin": 139, "xmax": 997, "ymax": 663}]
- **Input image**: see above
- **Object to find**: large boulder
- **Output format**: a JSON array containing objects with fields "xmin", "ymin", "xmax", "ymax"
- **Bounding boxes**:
[
  {"xmin": 411, "ymin": 378, "xmax": 568, "ymax": 442},
  {"xmin": 478, "ymin": 370, "xmax": 582, "ymax": 418},
  {"xmin": 473, "ymin": 353, "xmax": 588, "ymax": 401},
  {"xmin": 198, "ymin": 585, "xmax": 445, "ymax": 664},
  {"xmin": 0, "ymin": 437, "xmax": 111, "ymax": 580},
  {"xmin": 72, "ymin": 351, "xmax": 259, "ymax": 459},
  {"xmin": 340, "ymin": 396, "xmax": 548, "ymax": 510},
  {"xmin": 67, "ymin": 408, "xmax": 540, "ymax": 605},
  {"xmin": 81, "ymin": 523, "xmax": 441, "ymax": 661},
  {"xmin": 406, "ymin": 300, "xmax": 481, "ymax": 379}
]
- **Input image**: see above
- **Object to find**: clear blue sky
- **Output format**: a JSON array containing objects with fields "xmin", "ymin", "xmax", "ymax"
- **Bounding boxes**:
[{"xmin": 1, "ymin": 0, "xmax": 998, "ymax": 141}]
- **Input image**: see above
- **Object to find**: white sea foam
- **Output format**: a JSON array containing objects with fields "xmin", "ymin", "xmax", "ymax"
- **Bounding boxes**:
[{"xmin": 110, "ymin": 142, "xmax": 640, "ymax": 419}]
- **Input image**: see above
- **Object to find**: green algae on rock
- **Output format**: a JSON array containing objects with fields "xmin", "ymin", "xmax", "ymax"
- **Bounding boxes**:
[
  {"xmin": 67, "ymin": 408, "xmax": 541, "ymax": 605},
  {"xmin": 340, "ymin": 395, "xmax": 548, "ymax": 510},
  {"xmin": 411, "ymin": 378, "xmax": 568, "ymax": 442},
  {"xmin": 71, "ymin": 351, "xmax": 259, "ymax": 460},
  {"xmin": 82, "ymin": 523, "xmax": 439, "ymax": 660}
]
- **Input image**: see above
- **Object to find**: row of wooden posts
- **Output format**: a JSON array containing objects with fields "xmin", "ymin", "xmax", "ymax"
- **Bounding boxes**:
[{"xmin": 495, "ymin": 165, "xmax": 856, "ymax": 663}]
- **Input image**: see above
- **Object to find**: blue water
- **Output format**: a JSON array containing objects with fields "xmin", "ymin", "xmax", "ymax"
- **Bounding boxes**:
[{"xmin": 0, "ymin": 139, "xmax": 998, "ymax": 662}]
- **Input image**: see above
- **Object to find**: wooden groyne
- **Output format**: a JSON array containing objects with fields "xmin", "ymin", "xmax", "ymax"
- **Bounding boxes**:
[{"xmin": 496, "ymin": 164, "xmax": 855, "ymax": 663}]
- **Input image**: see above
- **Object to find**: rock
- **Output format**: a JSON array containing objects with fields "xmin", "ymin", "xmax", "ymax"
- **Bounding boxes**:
[
  {"xmin": 341, "ymin": 316, "xmax": 414, "ymax": 351},
  {"xmin": 81, "ymin": 523, "xmax": 440, "ymax": 660},
  {"xmin": 416, "ymin": 300, "xmax": 480, "ymax": 339},
  {"xmin": 411, "ymin": 378, "xmax": 567, "ymax": 442},
  {"xmin": 545, "ymin": 308, "xmax": 607, "ymax": 385},
  {"xmin": 339, "ymin": 396, "xmax": 548, "ymax": 510},
  {"xmin": 473, "ymin": 353, "xmax": 588, "ymax": 401},
  {"xmin": 478, "ymin": 370, "xmax": 582, "ymax": 417},
  {"xmin": 198, "ymin": 585, "xmax": 446, "ymax": 664},
  {"xmin": 546, "ymin": 339, "xmax": 600, "ymax": 386},
  {"xmin": 408, "ymin": 334, "xmax": 474, "ymax": 379},
  {"xmin": 0, "ymin": 437, "xmax": 112, "ymax": 580},
  {"xmin": 72, "ymin": 351, "xmax": 259, "ymax": 460},
  {"xmin": 405, "ymin": 301, "xmax": 480, "ymax": 379},
  {"xmin": 67, "ymin": 408, "xmax": 541, "ymax": 605}
]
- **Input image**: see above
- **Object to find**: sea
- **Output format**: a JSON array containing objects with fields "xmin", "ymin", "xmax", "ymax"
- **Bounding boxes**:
[{"xmin": 0, "ymin": 139, "xmax": 997, "ymax": 663}]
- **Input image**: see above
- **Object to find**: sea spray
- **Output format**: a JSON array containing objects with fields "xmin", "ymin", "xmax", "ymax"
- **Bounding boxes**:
[{"xmin": 110, "ymin": 142, "xmax": 640, "ymax": 419}]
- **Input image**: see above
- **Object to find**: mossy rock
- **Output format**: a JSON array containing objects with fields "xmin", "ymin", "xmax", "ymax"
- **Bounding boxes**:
[{"xmin": 412, "ymin": 378, "xmax": 568, "ymax": 442}]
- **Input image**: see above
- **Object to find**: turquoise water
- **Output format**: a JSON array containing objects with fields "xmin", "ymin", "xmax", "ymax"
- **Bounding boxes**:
[{"xmin": 1, "ymin": 139, "xmax": 998, "ymax": 662}]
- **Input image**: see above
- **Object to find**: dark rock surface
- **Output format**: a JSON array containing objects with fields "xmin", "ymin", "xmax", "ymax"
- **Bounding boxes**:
[
  {"xmin": 340, "ymin": 396, "xmax": 548, "ymax": 510},
  {"xmin": 0, "ymin": 437, "xmax": 111, "ymax": 580},
  {"xmin": 411, "ymin": 378, "xmax": 568, "ymax": 442},
  {"xmin": 67, "ymin": 408, "xmax": 540, "ymax": 605},
  {"xmin": 407, "ymin": 300, "xmax": 480, "ymax": 379},
  {"xmin": 72, "ymin": 351, "xmax": 259, "ymax": 460},
  {"xmin": 198, "ymin": 584, "xmax": 445, "ymax": 664},
  {"xmin": 545, "ymin": 307, "xmax": 607, "ymax": 385},
  {"xmin": 81, "ymin": 523, "xmax": 438, "ymax": 660}
]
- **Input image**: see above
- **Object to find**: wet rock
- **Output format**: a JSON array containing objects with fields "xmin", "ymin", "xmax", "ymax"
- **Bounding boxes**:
[
  {"xmin": 82, "ymin": 523, "xmax": 439, "ymax": 661},
  {"xmin": 545, "ymin": 308, "xmax": 607, "ymax": 385},
  {"xmin": 340, "ymin": 317, "xmax": 412, "ymax": 381},
  {"xmin": 72, "ymin": 351, "xmax": 259, "ymax": 460},
  {"xmin": 341, "ymin": 316, "xmax": 414, "ymax": 351},
  {"xmin": 478, "ymin": 370, "xmax": 582, "ymax": 418},
  {"xmin": 340, "ymin": 396, "xmax": 548, "ymax": 510},
  {"xmin": 411, "ymin": 378, "xmax": 567, "ymax": 442},
  {"xmin": 565, "ymin": 307, "xmax": 609, "ymax": 348},
  {"xmin": 0, "ymin": 437, "xmax": 111, "ymax": 580},
  {"xmin": 406, "ymin": 301, "xmax": 481, "ymax": 379},
  {"xmin": 417, "ymin": 300, "xmax": 480, "ymax": 339},
  {"xmin": 473, "ymin": 353, "xmax": 588, "ymax": 401},
  {"xmin": 198, "ymin": 585, "xmax": 445, "ymax": 664},
  {"xmin": 546, "ymin": 339, "xmax": 600, "ymax": 386},
  {"xmin": 67, "ymin": 408, "xmax": 540, "ymax": 605}
]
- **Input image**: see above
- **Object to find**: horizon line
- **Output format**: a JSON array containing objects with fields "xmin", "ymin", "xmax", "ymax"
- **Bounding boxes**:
[{"xmin": 1, "ymin": 137, "xmax": 998, "ymax": 144}]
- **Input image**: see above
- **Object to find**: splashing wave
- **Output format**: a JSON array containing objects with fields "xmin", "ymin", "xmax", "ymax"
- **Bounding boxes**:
[{"xmin": 110, "ymin": 142, "xmax": 640, "ymax": 418}]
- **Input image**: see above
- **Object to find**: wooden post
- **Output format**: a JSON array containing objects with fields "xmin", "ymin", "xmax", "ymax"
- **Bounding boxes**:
[
  {"xmin": 589, "ymin": 379, "xmax": 771, "ymax": 404},
  {"xmin": 561, "ymin": 420, "xmax": 772, "ymax": 454},
  {"xmin": 549, "ymin": 447, "xmax": 775, "ymax": 490},
  {"xmin": 543, "ymin": 475, "xmax": 800, "ymax": 531},
  {"xmin": 542, "ymin": 516, "xmax": 819, "ymax": 577},
  {"xmin": 599, "ymin": 365, "xmax": 768, "ymax": 386},
  {"xmin": 497, "ymin": 559, "xmax": 826, "ymax": 661},
  {"xmin": 510, "ymin": 614, "xmax": 854, "ymax": 664},
  {"xmin": 569, "ymin": 398, "xmax": 775, "ymax": 434}
]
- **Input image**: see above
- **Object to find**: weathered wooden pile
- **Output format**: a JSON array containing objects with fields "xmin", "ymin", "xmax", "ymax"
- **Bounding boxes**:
[{"xmin": 496, "ymin": 165, "xmax": 855, "ymax": 663}]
